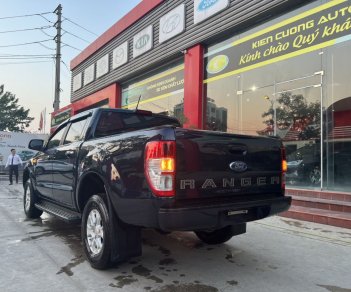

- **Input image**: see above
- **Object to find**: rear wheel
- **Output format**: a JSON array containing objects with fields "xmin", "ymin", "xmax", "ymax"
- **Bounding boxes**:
[
  {"xmin": 23, "ymin": 180, "xmax": 43, "ymax": 219},
  {"xmin": 195, "ymin": 226, "xmax": 236, "ymax": 245},
  {"xmin": 82, "ymin": 192, "xmax": 143, "ymax": 269},
  {"xmin": 82, "ymin": 194, "xmax": 112, "ymax": 269}
]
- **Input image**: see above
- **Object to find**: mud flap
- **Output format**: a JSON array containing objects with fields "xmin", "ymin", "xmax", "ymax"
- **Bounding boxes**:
[
  {"xmin": 231, "ymin": 223, "xmax": 247, "ymax": 236},
  {"xmin": 108, "ymin": 201, "xmax": 142, "ymax": 264}
]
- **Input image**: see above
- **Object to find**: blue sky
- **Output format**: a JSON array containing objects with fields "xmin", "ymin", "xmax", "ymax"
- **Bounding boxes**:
[{"xmin": 0, "ymin": 0, "xmax": 141, "ymax": 132}]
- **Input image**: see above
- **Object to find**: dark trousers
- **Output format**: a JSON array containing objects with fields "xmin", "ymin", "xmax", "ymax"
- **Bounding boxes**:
[{"xmin": 9, "ymin": 165, "xmax": 19, "ymax": 184}]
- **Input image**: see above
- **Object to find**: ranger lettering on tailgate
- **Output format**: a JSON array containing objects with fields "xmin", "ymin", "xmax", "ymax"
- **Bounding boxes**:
[{"xmin": 180, "ymin": 176, "xmax": 280, "ymax": 190}]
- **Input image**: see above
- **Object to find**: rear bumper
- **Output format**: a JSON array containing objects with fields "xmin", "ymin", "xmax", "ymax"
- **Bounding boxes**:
[{"xmin": 158, "ymin": 196, "xmax": 291, "ymax": 231}]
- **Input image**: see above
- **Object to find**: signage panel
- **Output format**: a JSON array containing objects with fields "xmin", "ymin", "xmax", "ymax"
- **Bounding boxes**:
[
  {"xmin": 205, "ymin": 0, "xmax": 351, "ymax": 82},
  {"xmin": 194, "ymin": 0, "xmax": 230, "ymax": 25},
  {"xmin": 122, "ymin": 64, "xmax": 184, "ymax": 108},
  {"xmin": 51, "ymin": 108, "xmax": 72, "ymax": 127},
  {"xmin": 96, "ymin": 54, "xmax": 109, "ymax": 78},
  {"xmin": 73, "ymin": 73, "xmax": 82, "ymax": 92},
  {"xmin": 133, "ymin": 25, "xmax": 153, "ymax": 58},
  {"xmin": 84, "ymin": 64, "xmax": 95, "ymax": 86},
  {"xmin": 113, "ymin": 42, "xmax": 129, "ymax": 69},
  {"xmin": 159, "ymin": 4, "xmax": 186, "ymax": 43}
]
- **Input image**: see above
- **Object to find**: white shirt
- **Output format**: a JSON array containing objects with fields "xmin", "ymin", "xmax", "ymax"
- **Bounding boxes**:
[{"xmin": 5, "ymin": 154, "xmax": 23, "ymax": 167}]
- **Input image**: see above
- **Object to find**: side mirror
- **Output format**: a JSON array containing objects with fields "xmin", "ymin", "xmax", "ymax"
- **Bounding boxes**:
[{"xmin": 28, "ymin": 139, "xmax": 44, "ymax": 151}]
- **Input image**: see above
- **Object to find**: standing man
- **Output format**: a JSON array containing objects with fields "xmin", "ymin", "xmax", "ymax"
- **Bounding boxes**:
[{"xmin": 5, "ymin": 149, "xmax": 23, "ymax": 185}]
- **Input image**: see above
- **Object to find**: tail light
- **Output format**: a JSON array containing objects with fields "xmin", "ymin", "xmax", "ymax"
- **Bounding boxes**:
[
  {"xmin": 281, "ymin": 146, "xmax": 287, "ymax": 192},
  {"xmin": 145, "ymin": 141, "xmax": 176, "ymax": 197}
]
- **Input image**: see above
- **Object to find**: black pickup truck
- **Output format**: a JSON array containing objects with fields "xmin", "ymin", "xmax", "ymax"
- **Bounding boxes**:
[{"xmin": 24, "ymin": 108, "xmax": 291, "ymax": 269}]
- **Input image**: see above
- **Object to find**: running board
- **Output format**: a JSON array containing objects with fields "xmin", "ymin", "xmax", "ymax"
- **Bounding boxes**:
[{"xmin": 35, "ymin": 201, "xmax": 81, "ymax": 223}]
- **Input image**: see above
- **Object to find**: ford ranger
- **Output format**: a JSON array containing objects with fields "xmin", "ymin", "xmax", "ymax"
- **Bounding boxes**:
[{"xmin": 23, "ymin": 108, "xmax": 291, "ymax": 269}]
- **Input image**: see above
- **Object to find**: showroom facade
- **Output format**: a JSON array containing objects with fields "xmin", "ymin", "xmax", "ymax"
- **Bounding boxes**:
[{"xmin": 52, "ymin": 0, "xmax": 351, "ymax": 193}]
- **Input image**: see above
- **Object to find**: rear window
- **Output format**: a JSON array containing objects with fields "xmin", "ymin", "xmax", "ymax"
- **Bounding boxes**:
[{"xmin": 94, "ymin": 111, "xmax": 180, "ymax": 138}]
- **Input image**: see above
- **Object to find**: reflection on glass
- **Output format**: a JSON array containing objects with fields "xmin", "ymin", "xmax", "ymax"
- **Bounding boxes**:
[
  {"xmin": 204, "ymin": 0, "xmax": 331, "ymax": 191},
  {"xmin": 206, "ymin": 98, "xmax": 228, "ymax": 132},
  {"xmin": 323, "ymin": 40, "xmax": 351, "ymax": 192},
  {"xmin": 173, "ymin": 100, "xmax": 188, "ymax": 125},
  {"xmin": 121, "ymin": 62, "xmax": 185, "ymax": 123},
  {"xmin": 205, "ymin": 51, "xmax": 324, "ymax": 190},
  {"xmin": 203, "ymin": 0, "xmax": 351, "ymax": 192},
  {"xmin": 261, "ymin": 92, "xmax": 321, "ymax": 140}
]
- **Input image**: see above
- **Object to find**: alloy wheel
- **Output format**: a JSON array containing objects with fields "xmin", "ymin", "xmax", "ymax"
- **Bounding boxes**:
[
  {"xmin": 24, "ymin": 188, "xmax": 31, "ymax": 212},
  {"xmin": 86, "ymin": 209, "xmax": 104, "ymax": 255}
]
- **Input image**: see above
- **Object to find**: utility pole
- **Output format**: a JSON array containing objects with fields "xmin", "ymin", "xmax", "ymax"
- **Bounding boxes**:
[{"xmin": 53, "ymin": 4, "xmax": 62, "ymax": 111}]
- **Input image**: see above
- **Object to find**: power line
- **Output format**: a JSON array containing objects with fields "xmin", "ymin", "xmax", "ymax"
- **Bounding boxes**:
[
  {"xmin": 38, "ymin": 42, "xmax": 56, "ymax": 51},
  {"xmin": 63, "ymin": 17, "xmax": 98, "ymax": 37},
  {"xmin": 0, "ymin": 57, "xmax": 54, "ymax": 60},
  {"xmin": 0, "ymin": 60, "xmax": 52, "ymax": 65},
  {"xmin": 62, "ymin": 28, "xmax": 90, "ymax": 43},
  {"xmin": 0, "ymin": 56, "xmax": 54, "ymax": 59},
  {"xmin": 38, "ymin": 14, "xmax": 54, "ymax": 24},
  {"xmin": 0, "ymin": 25, "xmax": 52, "ymax": 34},
  {"xmin": 0, "ymin": 53, "xmax": 54, "ymax": 56},
  {"xmin": 61, "ymin": 60, "xmax": 70, "ymax": 71},
  {"xmin": 0, "ymin": 39, "xmax": 52, "ymax": 48},
  {"xmin": 40, "ymin": 28, "xmax": 55, "ymax": 38},
  {"xmin": 0, "ymin": 11, "xmax": 53, "ymax": 20},
  {"xmin": 62, "ymin": 42, "xmax": 82, "ymax": 51}
]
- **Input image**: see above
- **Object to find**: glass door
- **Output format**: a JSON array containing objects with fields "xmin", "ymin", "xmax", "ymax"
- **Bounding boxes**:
[
  {"xmin": 239, "ymin": 58, "xmax": 323, "ymax": 190},
  {"xmin": 274, "ymin": 73, "xmax": 323, "ymax": 189}
]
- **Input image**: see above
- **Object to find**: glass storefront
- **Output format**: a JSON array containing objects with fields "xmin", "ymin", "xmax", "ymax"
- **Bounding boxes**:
[
  {"xmin": 204, "ymin": 0, "xmax": 351, "ymax": 192},
  {"xmin": 122, "ymin": 61, "xmax": 185, "ymax": 123}
]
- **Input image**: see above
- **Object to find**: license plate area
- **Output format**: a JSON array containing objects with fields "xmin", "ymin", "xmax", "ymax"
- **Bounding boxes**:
[{"xmin": 227, "ymin": 210, "xmax": 248, "ymax": 216}]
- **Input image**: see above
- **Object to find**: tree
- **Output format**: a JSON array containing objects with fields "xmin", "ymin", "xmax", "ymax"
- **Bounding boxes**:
[
  {"xmin": 261, "ymin": 92, "xmax": 320, "ymax": 140},
  {"xmin": 0, "ymin": 85, "xmax": 34, "ymax": 132}
]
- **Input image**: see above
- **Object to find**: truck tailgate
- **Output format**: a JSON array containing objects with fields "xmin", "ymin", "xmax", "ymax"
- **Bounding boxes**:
[{"xmin": 175, "ymin": 129, "xmax": 283, "ymax": 199}]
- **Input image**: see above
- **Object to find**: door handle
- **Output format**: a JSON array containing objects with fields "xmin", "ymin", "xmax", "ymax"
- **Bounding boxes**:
[{"xmin": 65, "ymin": 150, "xmax": 75, "ymax": 157}]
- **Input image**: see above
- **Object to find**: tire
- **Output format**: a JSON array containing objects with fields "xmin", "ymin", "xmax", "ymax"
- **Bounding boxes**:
[
  {"xmin": 23, "ymin": 180, "xmax": 43, "ymax": 219},
  {"xmin": 195, "ymin": 226, "xmax": 235, "ymax": 245},
  {"xmin": 82, "ymin": 194, "xmax": 112, "ymax": 270}
]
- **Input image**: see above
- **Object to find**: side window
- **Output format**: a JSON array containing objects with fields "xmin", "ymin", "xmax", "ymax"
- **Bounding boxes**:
[
  {"xmin": 94, "ymin": 111, "xmax": 179, "ymax": 138},
  {"xmin": 95, "ymin": 112, "xmax": 124, "ymax": 138},
  {"xmin": 47, "ymin": 126, "xmax": 67, "ymax": 149},
  {"xmin": 63, "ymin": 118, "xmax": 89, "ymax": 145}
]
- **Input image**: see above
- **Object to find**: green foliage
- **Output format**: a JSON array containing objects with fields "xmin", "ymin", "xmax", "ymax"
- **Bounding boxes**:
[
  {"xmin": 262, "ymin": 92, "xmax": 321, "ymax": 139},
  {"xmin": 0, "ymin": 85, "xmax": 34, "ymax": 132}
]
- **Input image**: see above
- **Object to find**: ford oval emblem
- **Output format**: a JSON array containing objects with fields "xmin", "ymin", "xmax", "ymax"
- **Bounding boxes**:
[
  {"xmin": 229, "ymin": 161, "xmax": 248, "ymax": 172},
  {"xmin": 198, "ymin": 0, "xmax": 219, "ymax": 11}
]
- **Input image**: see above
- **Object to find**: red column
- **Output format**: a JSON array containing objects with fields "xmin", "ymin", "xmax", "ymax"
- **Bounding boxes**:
[
  {"xmin": 183, "ymin": 44, "xmax": 204, "ymax": 129},
  {"xmin": 109, "ymin": 83, "xmax": 121, "ymax": 108}
]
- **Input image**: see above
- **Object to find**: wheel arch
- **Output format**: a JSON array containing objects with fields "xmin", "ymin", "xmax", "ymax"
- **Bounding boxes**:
[{"xmin": 76, "ymin": 171, "xmax": 108, "ymax": 213}]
